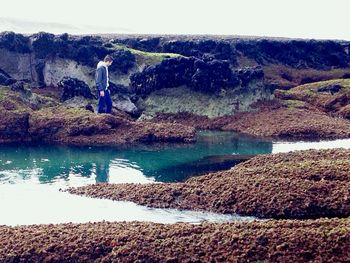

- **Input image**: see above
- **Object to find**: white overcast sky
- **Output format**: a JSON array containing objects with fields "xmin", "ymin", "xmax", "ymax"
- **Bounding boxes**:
[{"xmin": 0, "ymin": 0, "xmax": 349, "ymax": 40}]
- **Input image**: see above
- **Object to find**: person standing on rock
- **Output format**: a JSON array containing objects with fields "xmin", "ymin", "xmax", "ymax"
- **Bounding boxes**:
[{"xmin": 95, "ymin": 55, "xmax": 113, "ymax": 114}]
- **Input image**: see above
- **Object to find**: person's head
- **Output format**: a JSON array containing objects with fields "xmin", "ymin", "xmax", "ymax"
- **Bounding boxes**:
[{"xmin": 104, "ymin": 55, "xmax": 113, "ymax": 66}]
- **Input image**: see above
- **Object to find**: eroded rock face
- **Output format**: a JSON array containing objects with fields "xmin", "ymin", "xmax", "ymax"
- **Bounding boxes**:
[
  {"xmin": 138, "ymin": 83, "xmax": 270, "ymax": 119},
  {"xmin": 1, "ymin": 31, "xmax": 350, "ymax": 119}
]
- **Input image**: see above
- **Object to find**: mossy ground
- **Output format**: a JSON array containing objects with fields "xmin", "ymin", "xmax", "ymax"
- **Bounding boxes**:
[
  {"xmin": 67, "ymin": 148, "xmax": 350, "ymax": 219},
  {"xmin": 263, "ymin": 64, "xmax": 350, "ymax": 90},
  {"xmin": 0, "ymin": 218, "xmax": 349, "ymax": 262},
  {"xmin": 111, "ymin": 43, "xmax": 184, "ymax": 66},
  {"xmin": 275, "ymin": 79, "xmax": 350, "ymax": 119},
  {"xmin": 287, "ymin": 78, "xmax": 350, "ymax": 95}
]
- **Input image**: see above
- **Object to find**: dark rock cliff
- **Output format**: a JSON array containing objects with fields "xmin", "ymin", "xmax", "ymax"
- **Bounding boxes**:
[{"xmin": 1, "ymin": 31, "xmax": 350, "ymax": 117}]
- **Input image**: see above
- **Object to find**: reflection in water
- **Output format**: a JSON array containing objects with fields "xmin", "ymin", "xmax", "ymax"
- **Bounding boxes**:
[
  {"xmin": 0, "ymin": 131, "xmax": 270, "ymax": 225},
  {"xmin": 2, "ymin": 131, "xmax": 350, "ymax": 225},
  {"xmin": 0, "ymin": 131, "xmax": 273, "ymax": 185},
  {"xmin": 95, "ymin": 160, "xmax": 110, "ymax": 183}
]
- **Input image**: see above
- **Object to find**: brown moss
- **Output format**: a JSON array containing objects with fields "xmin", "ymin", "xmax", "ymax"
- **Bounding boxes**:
[
  {"xmin": 67, "ymin": 148, "xmax": 350, "ymax": 219},
  {"xmin": 220, "ymin": 107, "xmax": 350, "ymax": 139},
  {"xmin": 27, "ymin": 106, "xmax": 196, "ymax": 145},
  {"xmin": 275, "ymin": 79, "xmax": 350, "ymax": 119},
  {"xmin": 0, "ymin": 218, "xmax": 348, "ymax": 262}
]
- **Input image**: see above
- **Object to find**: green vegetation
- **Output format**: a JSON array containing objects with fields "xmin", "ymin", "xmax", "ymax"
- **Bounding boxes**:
[
  {"xmin": 279, "ymin": 79, "xmax": 350, "ymax": 108},
  {"xmin": 35, "ymin": 106, "xmax": 90, "ymax": 118},
  {"xmin": 0, "ymin": 87, "xmax": 8, "ymax": 99},
  {"xmin": 111, "ymin": 43, "xmax": 184, "ymax": 66},
  {"xmin": 263, "ymin": 64, "xmax": 350, "ymax": 90},
  {"xmin": 295, "ymin": 78, "xmax": 350, "ymax": 93},
  {"xmin": 281, "ymin": 99, "xmax": 306, "ymax": 109}
]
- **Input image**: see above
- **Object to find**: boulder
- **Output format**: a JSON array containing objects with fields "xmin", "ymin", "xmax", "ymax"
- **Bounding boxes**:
[
  {"xmin": 112, "ymin": 94, "xmax": 140, "ymax": 118},
  {"xmin": 58, "ymin": 77, "xmax": 95, "ymax": 101}
]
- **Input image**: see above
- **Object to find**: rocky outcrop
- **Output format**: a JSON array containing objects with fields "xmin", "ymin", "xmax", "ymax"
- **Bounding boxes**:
[
  {"xmin": 0, "ymin": 32, "xmax": 137, "ymax": 88},
  {"xmin": 1, "ymin": 31, "xmax": 350, "ymax": 124},
  {"xmin": 113, "ymin": 38, "xmax": 237, "ymax": 64},
  {"xmin": 0, "ymin": 86, "xmax": 195, "ymax": 146},
  {"xmin": 0, "ymin": 31, "xmax": 31, "ymax": 53},
  {"xmin": 113, "ymin": 36, "xmax": 350, "ymax": 69},
  {"xmin": 26, "ymin": 106, "xmax": 196, "ymax": 145},
  {"xmin": 130, "ymin": 56, "xmax": 242, "ymax": 95},
  {"xmin": 58, "ymin": 77, "xmax": 95, "ymax": 101}
]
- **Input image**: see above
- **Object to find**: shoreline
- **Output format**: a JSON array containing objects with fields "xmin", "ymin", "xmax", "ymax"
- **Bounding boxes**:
[{"xmin": 66, "ymin": 148, "xmax": 350, "ymax": 220}]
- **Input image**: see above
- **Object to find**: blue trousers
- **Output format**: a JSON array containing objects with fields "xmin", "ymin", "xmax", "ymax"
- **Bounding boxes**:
[{"xmin": 97, "ymin": 89, "xmax": 112, "ymax": 114}]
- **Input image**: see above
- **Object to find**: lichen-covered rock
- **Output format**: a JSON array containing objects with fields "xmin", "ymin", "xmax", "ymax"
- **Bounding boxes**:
[
  {"xmin": 108, "ymin": 49, "xmax": 136, "ymax": 74},
  {"xmin": 30, "ymin": 33, "xmax": 136, "ymax": 72}
]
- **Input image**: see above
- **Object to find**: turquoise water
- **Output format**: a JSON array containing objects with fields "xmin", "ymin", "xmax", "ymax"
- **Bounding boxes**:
[
  {"xmin": 0, "ymin": 131, "xmax": 273, "ymax": 186},
  {"xmin": 1, "ymin": 131, "xmax": 350, "ymax": 226}
]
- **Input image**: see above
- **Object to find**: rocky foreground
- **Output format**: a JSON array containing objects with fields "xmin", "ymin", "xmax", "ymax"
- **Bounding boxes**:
[
  {"xmin": 67, "ymin": 148, "xmax": 350, "ymax": 219},
  {"xmin": 0, "ymin": 86, "xmax": 196, "ymax": 145},
  {"xmin": 0, "ymin": 218, "xmax": 349, "ymax": 262}
]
